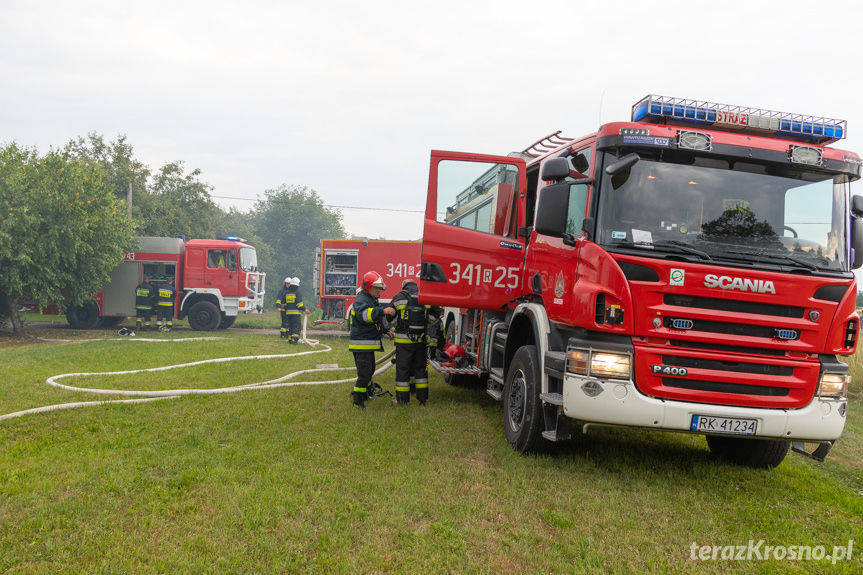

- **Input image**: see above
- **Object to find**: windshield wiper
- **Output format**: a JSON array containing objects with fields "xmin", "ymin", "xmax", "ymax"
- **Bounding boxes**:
[
  {"xmin": 610, "ymin": 240, "xmax": 712, "ymax": 261},
  {"xmin": 721, "ymin": 249, "xmax": 818, "ymax": 271}
]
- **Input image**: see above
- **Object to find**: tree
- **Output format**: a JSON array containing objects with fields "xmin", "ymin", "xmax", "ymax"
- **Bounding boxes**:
[
  {"xmin": 251, "ymin": 185, "xmax": 345, "ymax": 307},
  {"xmin": 146, "ymin": 161, "xmax": 221, "ymax": 239},
  {"xmin": 0, "ymin": 142, "xmax": 137, "ymax": 336}
]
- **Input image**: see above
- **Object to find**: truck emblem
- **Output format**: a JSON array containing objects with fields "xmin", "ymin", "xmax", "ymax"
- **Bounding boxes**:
[{"xmin": 703, "ymin": 274, "xmax": 776, "ymax": 294}]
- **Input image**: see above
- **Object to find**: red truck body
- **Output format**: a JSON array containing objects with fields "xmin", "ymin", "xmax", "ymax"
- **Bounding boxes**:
[
  {"xmin": 314, "ymin": 239, "xmax": 422, "ymax": 321},
  {"xmin": 33, "ymin": 236, "xmax": 266, "ymax": 331},
  {"xmin": 419, "ymin": 95, "xmax": 862, "ymax": 467}
]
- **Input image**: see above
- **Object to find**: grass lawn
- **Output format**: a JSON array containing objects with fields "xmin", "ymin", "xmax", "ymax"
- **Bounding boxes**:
[{"xmin": 1, "ymin": 316, "xmax": 861, "ymax": 574}]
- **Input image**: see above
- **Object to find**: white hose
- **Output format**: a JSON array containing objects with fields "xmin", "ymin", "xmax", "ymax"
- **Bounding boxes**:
[{"xmin": 0, "ymin": 333, "xmax": 395, "ymax": 422}]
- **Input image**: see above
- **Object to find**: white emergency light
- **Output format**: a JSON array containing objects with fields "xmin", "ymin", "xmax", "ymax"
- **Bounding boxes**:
[{"xmin": 632, "ymin": 95, "xmax": 846, "ymax": 144}]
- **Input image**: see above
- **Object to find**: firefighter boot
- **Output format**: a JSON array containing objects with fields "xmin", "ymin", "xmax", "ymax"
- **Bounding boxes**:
[
  {"xmin": 351, "ymin": 389, "xmax": 367, "ymax": 410},
  {"xmin": 136, "ymin": 320, "xmax": 143, "ymax": 331},
  {"xmin": 393, "ymin": 390, "xmax": 410, "ymax": 405}
]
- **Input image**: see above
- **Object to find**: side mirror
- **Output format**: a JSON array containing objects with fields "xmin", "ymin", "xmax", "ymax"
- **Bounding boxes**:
[
  {"xmin": 541, "ymin": 157, "xmax": 570, "ymax": 181},
  {"xmin": 605, "ymin": 152, "xmax": 640, "ymax": 175},
  {"xmin": 534, "ymin": 182, "xmax": 576, "ymax": 245},
  {"xmin": 852, "ymin": 217, "xmax": 863, "ymax": 269},
  {"xmin": 852, "ymin": 194, "xmax": 863, "ymax": 218}
]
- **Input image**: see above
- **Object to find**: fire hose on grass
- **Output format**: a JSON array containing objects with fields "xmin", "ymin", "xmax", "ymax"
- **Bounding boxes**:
[{"xmin": 0, "ymin": 315, "xmax": 395, "ymax": 421}]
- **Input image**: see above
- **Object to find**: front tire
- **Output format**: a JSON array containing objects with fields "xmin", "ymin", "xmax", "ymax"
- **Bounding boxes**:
[
  {"xmin": 217, "ymin": 315, "xmax": 236, "ymax": 329},
  {"xmin": 503, "ymin": 346, "xmax": 546, "ymax": 454},
  {"xmin": 187, "ymin": 301, "xmax": 221, "ymax": 331},
  {"xmin": 66, "ymin": 302, "xmax": 102, "ymax": 329},
  {"xmin": 706, "ymin": 435, "xmax": 790, "ymax": 468}
]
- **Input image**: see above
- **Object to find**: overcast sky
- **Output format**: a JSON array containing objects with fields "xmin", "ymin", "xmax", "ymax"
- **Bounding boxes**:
[{"xmin": 3, "ymin": 0, "xmax": 862, "ymax": 246}]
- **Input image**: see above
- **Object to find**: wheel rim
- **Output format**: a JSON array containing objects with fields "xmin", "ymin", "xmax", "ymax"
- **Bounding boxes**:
[{"xmin": 507, "ymin": 369, "xmax": 526, "ymax": 432}]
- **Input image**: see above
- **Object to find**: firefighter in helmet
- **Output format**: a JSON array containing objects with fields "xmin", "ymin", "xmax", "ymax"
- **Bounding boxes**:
[
  {"xmin": 387, "ymin": 278, "xmax": 440, "ymax": 405},
  {"xmin": 349, "ymin": 271, "xmax": 395, "ymax": 409},
  {"xmin": 276, "ymin": 276, "xmax": 310, "ymax": 344}
]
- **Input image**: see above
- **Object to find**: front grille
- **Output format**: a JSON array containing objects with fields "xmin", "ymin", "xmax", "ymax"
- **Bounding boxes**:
[
  {"xmin": 670, "ymin": 339, "xmax": 786, "ymax": 357},
  {"xmin": 663, "ymin": 378, "xmax": 790, "ymax": 397},
  {"xmin": 663, "ymin": 355, "xmax": 793, "ymax": 376},
  {"xmin": 663, "ymin": 317, "xmax": 792, "ymax": 339},
  {"xmin": 664, "ymin": 294, "xmax": 803, "ymax": 318}
]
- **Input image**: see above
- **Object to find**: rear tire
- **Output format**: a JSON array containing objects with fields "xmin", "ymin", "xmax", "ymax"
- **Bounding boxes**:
[
  {"xmin": 503, "ymin": 346, "xmax": 546, "ymax": 454},
  {"xmin": 187, "ymin": 301, "xmax": 221, "ymax": 331},
  {"xmin": 706, "ymin": 435, "xmax": 790, "ymax": 468},
  {"xmin": 66, "ymin": 302, "xmax": 102, "ymax": 329}
]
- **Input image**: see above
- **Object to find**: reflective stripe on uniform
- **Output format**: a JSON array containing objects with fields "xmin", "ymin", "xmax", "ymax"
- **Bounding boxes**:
[{"xmin": 349, "ymin": 339, "xmax": 383, "ymax": 351}]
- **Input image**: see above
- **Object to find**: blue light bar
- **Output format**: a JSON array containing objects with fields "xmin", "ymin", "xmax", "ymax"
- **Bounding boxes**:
[
  {"xmin": 632, "ymin": 95, "xmax": 846, "ymax": 144},
  {"xmin": 218, "ymin": 235, "xmax": 246, "ymax": 243}
]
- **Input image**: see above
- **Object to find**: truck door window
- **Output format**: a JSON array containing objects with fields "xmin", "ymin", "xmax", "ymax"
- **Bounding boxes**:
[
  {"xmin": 438, "ymin": 160, "xmax": 519, "ymax": 237},
  {"xmin": 564, "ymin": 147, "xmax": 592, "ymax": 235},
  {"xmin": 208, "ymin": 249, "xmax": 228, "ymax": 269}
]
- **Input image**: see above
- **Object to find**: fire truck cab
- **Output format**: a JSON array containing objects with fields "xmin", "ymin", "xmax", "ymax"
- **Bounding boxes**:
[{"xmin": 420, "ymin": 95, "xmax": 863, "ymax": 467}]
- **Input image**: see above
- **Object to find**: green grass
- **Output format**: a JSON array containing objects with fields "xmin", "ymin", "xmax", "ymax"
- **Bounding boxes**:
[{"xmin": 1, "ymin": 322, "xmax": 861, "ymax": 574}]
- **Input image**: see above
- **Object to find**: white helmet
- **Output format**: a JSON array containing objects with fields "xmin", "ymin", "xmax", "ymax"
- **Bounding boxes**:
[
  {"xmin": 283, "ymin": 277, "xmax": 291, "ymax": 284},
  {"xmin": 290, "ymin": 277, "xmax": 300, "ymax": 286}
]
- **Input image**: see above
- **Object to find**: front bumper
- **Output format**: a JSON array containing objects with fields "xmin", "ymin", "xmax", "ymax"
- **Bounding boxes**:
[{"xmin": 561, "ymin": 373, "xmax": 847, "ymax": 442}]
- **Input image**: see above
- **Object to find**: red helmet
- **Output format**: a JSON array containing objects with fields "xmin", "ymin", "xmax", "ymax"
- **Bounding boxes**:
[{"xmin": 361, "ymin": 271, "xmax": 386, "ymax": 291}]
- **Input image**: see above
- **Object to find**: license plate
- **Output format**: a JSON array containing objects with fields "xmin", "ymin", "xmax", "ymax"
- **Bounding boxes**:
[{"xmin": 690, "ymin": 414, "xmax": 757, "ymax": 436}]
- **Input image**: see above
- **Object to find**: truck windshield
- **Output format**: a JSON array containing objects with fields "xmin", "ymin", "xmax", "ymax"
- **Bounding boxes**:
[
  {"xmin": 239, "ymin": 247, "xmax": 258, "ymax": 272},
  {"xmin": 595, "ymin": 150, "xmax": 851, "ymax": 272}
]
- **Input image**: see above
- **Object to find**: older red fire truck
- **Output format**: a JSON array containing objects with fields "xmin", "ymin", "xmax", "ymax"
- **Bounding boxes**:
[
  {"xmin": 37, "ymin": 236, "xmax": 266, "ymax": 331},
  {"xmin": 420, "ymin": 95, "xmax": 862, "ymax": 467},
  {"xmin": 313, "ymin": 239, "xmax": 421, "ymax": 322}
]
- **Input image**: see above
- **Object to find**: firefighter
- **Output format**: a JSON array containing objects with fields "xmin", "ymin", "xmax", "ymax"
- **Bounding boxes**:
[
  {"xmin": 277, "ymin": 277, "xmax": 310, "ymax": 344},
  {"xmin": 134, "ymin": 275, "xmax": 156, "ymax": 331},
  {"xmin": 388, "ymin": 279, "xmax": 439, "ymax": 405},
  {"xmin": 155, "ymin": 276, "xmax": 177, "ymax": 331},
  {"xmin": 349, "ymin": 271, "xmax": 395, "ymax": 409}
]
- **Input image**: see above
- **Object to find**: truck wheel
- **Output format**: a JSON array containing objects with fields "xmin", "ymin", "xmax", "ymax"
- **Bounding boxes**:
[
  {"xmin": 503, "ymin": 346, "xmax": 545, "ymax": 454},
  {"xmin": 187, "ymin": 301, "xmax": 221, "ymax": 331},
  {"xmin": 217, "ymin": 315, "xmax": 236, "ymax": 329},
  {"xmin": 706, "ymin": 435, "xmax": 790, "ymax": 468},
  {"xmin": 66, "ymin": 302, "xmax": 102, "ymax": 329}
]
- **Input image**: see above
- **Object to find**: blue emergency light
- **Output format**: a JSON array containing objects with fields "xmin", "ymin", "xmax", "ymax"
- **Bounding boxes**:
[
  {"xmin": 218, "ymin": 235, "xmax": 246, "ymax": 243},
  {"xmin": 632, "ymin": 95, "xmax": 846, "ymax": 144}
]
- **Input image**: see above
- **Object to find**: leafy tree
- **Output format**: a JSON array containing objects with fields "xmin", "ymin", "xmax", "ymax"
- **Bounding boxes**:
[
  {"xmin": 0, "ymin": 142, "xmax": 137, "ymax": 336},
  {"xmin": 251, "ymin": 185, "xmax": 345, "ymax": 307},
  {"xmin": 67, "ymin": 133, "xmax": 151, "ymax": 228},
  {"xmin": 146, "ymin": 161, "xmax": 221, "ymax": 239}
]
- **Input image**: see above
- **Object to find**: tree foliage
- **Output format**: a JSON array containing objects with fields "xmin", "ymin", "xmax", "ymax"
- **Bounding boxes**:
[
  {"xmin": 251, "ymin": 185, "xmax": 345, "ymax": 306},
  {"xmin": 0, "ymin": 142, "xmax": 137, "ymax": 336}
]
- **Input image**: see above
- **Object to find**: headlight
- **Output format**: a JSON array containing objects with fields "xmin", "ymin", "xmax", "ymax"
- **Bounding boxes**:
[
  {"xmin": 818, "ymin": 373, "xmax": 850, "ymax": 399},
  {"xmin": 566, "ymin": 349, "xmax": 631, "ymax": 380}
]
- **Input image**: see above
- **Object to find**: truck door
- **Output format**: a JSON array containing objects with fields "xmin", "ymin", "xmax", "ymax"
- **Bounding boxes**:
[{"xmin": 420, "ymin": 151, "xmax": 527, "ymax": 310}]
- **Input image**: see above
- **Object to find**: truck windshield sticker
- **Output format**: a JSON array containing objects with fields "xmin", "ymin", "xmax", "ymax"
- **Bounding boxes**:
[{"xmin": 611, "ymin": 231, "xmax": 626, "ymax": 240}]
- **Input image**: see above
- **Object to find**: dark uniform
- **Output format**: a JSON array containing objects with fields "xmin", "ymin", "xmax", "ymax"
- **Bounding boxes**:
[
  {"xmin": 389, "ymin": 280, "xmax": 438, "ymax": 405},
  {"xmin": 349, "ymin": 288, "xmax": 391, "ymax": 408},
  {"xmin": 276, "ymin": 279, "xmax": 308, "ymax": 344},
  {"xmin": 135, "ymin": 277, "xmax": 156, "ymax": 331},
  {"xmin": 155, "ymin": 278, "xmax": 177, "ymax": 331}
]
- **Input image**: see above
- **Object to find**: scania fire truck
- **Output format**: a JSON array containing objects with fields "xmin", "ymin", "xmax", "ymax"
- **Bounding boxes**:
[
  {"xmin": 313, "ymin": 239, "xmax": 421, "ymax": 322},
  {"xmin": 419, "ymin": 95, "xmax": 862, "ymax": 467},
  {"xmin": 35, "ymin": 236, "xmax": 266, "ymax": 331}
]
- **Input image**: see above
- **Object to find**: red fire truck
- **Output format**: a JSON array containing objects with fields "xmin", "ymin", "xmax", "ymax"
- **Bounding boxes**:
[
  {"xmin": 38, "ymin": 236, "xmax": 266, "ymax": 331},
  {"xmin": 419, "ymin": 95, "xmax": 862, "ymax": 467},
  {"xmin": 313, "ymin": 239, "xmax": 421, "ymax": 322}
]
